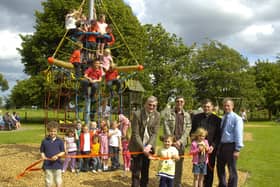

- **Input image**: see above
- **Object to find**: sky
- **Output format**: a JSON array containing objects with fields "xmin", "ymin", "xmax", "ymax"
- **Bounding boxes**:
[{"xmin": 0, "ymin": 0, "xmax": 279, "ymax": 97}]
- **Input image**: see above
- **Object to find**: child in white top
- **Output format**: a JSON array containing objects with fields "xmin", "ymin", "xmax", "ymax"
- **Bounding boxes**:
[
  {"xmin": 62, "ymin": 128, "xmax": 77, "ymax": 172},
  {"xmin": 108, "ymin": 120, "xmax": 122, "ymax": 170},
  {"xmin": 156, "ymin": 135, "xmax": 179, "ymax": 187}
]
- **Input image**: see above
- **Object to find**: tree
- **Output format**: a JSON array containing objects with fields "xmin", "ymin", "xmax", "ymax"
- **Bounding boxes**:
[
  {"xmin": 0, "ymin": 73, "xmax": 9, "ymax": 91},
  {"xmin": 191, "ymin": 40, "xmax": 259, "ymax": 110},
  {"xmin": 141, "ymin": 24, "xmax": 195, "ymax": 109},
  {"xmin": 16, "ymin": 0, "xmax": 148, "ymax": 107},
  {"xmin": 253, "ymin": 61, "xmax": 280, "ymax": 119},
  {"xmin": 10, "ymin": 75, "xmax": 46, "ymax": 108}
]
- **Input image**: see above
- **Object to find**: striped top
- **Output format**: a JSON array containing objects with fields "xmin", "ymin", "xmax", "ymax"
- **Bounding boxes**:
[{"xmin": 65, "ymin": 136, "xmax": 77, "ymax": 152}]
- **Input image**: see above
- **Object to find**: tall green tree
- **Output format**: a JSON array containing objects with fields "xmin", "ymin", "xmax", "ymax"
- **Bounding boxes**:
[
  {"xmin": 191, "ymin": 40, "xmax": 259, "ymax": 110},
  {"xmin": 254, "ymin": 61, "xmax": 280, "ymax": 119},
  {"xmin": 142, "ymin": 24, "xmax": 195, "ymax": 109},
  {"xmin": 10, "ymin": 75, "xmax": 46, "ymax": 108}
]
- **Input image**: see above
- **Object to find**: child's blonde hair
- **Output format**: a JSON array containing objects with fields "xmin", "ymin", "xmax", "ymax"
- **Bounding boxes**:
[
  {"xmin": 104, "ymin": 48, "xmax": 111, "ymax": 54},
  {"xmin": 191, "ymin": 127, "xmax": 208, "ymax": 141}
]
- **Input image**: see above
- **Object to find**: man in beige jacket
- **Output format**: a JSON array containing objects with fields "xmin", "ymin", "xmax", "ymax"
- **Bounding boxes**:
[{"xmin": 163, "ymin": 96, "xmax": 192, "ymax": 187}]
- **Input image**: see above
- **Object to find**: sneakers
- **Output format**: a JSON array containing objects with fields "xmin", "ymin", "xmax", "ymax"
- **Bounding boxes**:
[
  {"xmin": 71, "ymin": 169, "xmax": 75, "ymax": 173},
  {"xmin": 103, "ymin": 165, "xmax": 108, "ymax": 171},
  {"xmin": 125, "ymin": 168, "xmax": 130, "ymax": 171},
  {"xmin": 97, "ymin": 169, "xmax": 102, "ymax": 172},
  {"xmin": 92, "ymin": 169, "xmax": 97, "ymax": 173}
]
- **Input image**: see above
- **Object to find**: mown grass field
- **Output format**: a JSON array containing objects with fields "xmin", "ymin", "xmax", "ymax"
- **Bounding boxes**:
[{"xmin": 1, "ymin": 109, "xmax": 280, "ymax": 186}]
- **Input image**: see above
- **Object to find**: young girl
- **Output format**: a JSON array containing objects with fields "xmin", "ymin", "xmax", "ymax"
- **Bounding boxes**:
[
  {"xmin": 121, "ymin": 135, "xmax": 131, "ymax": 171},
  {"xmin": 101, "ymin": 48, "xmax": 113, "ymax": 75},
  {"xmin": 62, "ymin": 128, "xmax": 77, "ymax": 173},
  {"xmin": 90, "ymin": 135, "xmax": 102, "ymax": 172},
  {"xmin": 156, "ymin": 135, "xmax": 180, "ymax": 187},
  {"xmin": 99, "ymin": 124, "xmax": 109, "ymax": 171},
  {"xmin": 190, "ymin": 128, "xmax": 210, "ymax": 187}
]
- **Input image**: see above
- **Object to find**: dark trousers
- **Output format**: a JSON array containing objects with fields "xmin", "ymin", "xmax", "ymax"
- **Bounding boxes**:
[
  {"xmin": 131, "ymin": 154, "xmax": 150, "ymax": 187},
  {"xmin": 106, "ymin": 79, "xmax": 121, "ymax": 96},
  {"xmin": 109, "ymin": 146, "xmax": 120, "ymax": 168},
  {"xmin": 73, "ymin": 62, "xmax": 82, "ymax": 78},
  {"xmin": 217, "ymin": 143, "xmax": 238, "ymax": 187},
  {"xmin": 204, "ymin": 148, "xmax": 217, "ymax": 187},
  {"xmin": 81, "ymin": 79, "xmax": 99, "ymax": 98},
  {"xmin": 159, "ymin": 176, "xmax": 174, "ymax": 187}
]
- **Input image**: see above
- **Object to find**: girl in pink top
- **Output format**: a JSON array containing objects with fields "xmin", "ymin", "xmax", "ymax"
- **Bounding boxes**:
[
  {"xmin": 99, "ymin": 124, "xmax": 109, "ymax": 171},
  {"xmin": 101, "ymin": 48, "xmax": 113, "ymax": 76},
  {"xmin": 190, "ymin": 128, "xmax": 209, "ymax": 187}
]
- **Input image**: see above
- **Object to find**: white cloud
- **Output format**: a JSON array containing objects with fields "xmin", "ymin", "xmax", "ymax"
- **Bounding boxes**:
[
  {"xmin": 0, "ymin": 30, "xmax": 22, "ymax": 59},
  {"xmin": 124, "ymin": 0, "xmax": 146, "ymax": 21},
  {"xmin": 241, "ymin": 24, "xmax": 275, "ymax": 41},
  {"xmin": 215, "ymin": 0, "xmax": 253, "ymax": 19}
]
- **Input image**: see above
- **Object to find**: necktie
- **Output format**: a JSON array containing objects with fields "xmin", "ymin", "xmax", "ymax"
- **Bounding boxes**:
[
  {"xmin": 143, "ymin": 114, "xmax": 152, "ymax": 145},
  {"xmin": 221, "ymin": 114, "xmax": 228, "ymax": 133}
]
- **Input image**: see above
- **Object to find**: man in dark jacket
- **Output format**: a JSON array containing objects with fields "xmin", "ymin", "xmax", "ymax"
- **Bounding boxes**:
[{"xmin": 190, "ymin": 99, "xmax": 221, "ymax": 187}]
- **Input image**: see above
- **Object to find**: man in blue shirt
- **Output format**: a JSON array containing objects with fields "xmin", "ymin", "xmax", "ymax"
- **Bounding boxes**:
[
  {"xmin": 217, "ymin": 98, "xmax": 244, "ymax": 187},
  {"xmin": 40, "ymin": 121, "xmax": 65, "ymax": 187}
]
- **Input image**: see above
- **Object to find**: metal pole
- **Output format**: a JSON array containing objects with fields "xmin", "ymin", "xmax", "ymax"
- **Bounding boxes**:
[{"xmin": 89, "ymin": 0, "xmax": 94, "ymax": 20}]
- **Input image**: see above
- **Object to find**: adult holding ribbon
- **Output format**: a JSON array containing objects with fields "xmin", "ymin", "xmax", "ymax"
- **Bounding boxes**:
[{"xmin": 129, "ymin": 96, "xmax": 160, "ymax": 187}]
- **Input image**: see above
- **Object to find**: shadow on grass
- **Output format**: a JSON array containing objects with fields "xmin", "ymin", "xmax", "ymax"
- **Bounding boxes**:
[{"xmin": 81, "ymin": 174, "xmax": 191, "ymax": 187}]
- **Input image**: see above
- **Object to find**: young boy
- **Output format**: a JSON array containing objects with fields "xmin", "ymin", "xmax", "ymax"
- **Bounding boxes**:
[{"xmin": 40, "ymin": 121, "xmax": 65, "ymax": 187}]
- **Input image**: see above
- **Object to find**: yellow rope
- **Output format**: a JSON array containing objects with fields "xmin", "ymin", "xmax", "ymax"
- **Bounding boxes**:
[
  {"xmin": 52, "ymin": 30, "xmax": 69, "ymax": 58},
  {"xmin": 100, "ymin": 0, "xmax": 139, "ymax": 65}
]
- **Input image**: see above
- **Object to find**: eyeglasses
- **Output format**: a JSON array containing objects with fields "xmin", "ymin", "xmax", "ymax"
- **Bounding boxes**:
[
  {"xmin": 148, "ymin": 103, "xmax": 157, "ymax": 107},
  {"xmin": 176, "ymin": 100, "xmax": 184, "ymax": 103}
]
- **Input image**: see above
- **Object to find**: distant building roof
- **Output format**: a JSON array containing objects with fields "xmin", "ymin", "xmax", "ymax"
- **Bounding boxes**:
[{"xmin": 124, "ymin": 79, "xmax": 145, "ymax": 92}]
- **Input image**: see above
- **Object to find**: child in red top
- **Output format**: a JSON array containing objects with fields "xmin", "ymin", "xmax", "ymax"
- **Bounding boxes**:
[
  {"xmin": 81, "ymin": 59, "xmax": 102, "ymax": 99},
  {"xmin": 79, "ymin": 125, "xmax": 94, "ymax": 172},
  {"xmin": 105, "ymin": 62, "xmax": 121, "ymax": 97},
  {"xmin": 70, "ymin": 41, "xmax": 83, "ymax": 78}
]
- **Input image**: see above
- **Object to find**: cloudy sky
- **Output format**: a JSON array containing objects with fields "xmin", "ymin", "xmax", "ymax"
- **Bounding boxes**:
[{"xmin": 0, "ymin": 0, "xmax": 279, "ymax": 96}]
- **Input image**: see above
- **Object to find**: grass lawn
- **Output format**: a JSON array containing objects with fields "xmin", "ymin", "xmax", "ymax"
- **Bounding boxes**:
[
  {"xmin": 240, "ymin": 121, "xmax": 280, "ymax": 187},
  {"xmin": 0, "ymin": 124, "xmax": 46, "ymax": 144},
  {"xmin": 1, "ymin": 108, "xmax": 280, "ymax": 186}
]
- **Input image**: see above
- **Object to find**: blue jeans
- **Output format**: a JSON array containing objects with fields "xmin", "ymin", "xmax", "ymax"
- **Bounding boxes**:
[{"xmin": 91, "ymin": 157, "xmax": 101, "ymax": 170}]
